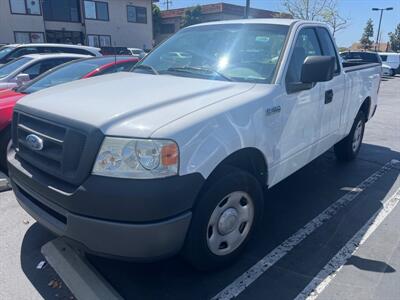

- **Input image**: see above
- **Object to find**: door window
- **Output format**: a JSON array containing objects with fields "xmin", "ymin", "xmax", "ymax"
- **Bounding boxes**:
[
  {"xmin": 316, "ymin": 28, "xmax": 340, "ymax": 74},
  {"xmin": 286, "ymin": 28, "xmax": 322, "ymax": 84}
]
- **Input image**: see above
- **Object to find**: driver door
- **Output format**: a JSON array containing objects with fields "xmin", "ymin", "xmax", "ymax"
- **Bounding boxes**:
[{"xmin": 271, "ymin": 27, "xmax": 324, "ymax": 185}]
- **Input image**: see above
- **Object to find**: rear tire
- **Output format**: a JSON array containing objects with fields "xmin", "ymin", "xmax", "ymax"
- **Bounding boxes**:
[
  {"xmin": 182, "ymin": 166, "xmax": 264, "ymax": 270},
  {"xmin": 334, "ymin": 111, "xmax": 365, "ymax": 162},
  {"xmin": 0, "ymin": 127, "xmax": 11, "ymax": 174}
]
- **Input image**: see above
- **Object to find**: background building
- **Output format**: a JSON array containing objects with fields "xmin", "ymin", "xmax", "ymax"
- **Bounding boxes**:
[
  {"xmin": 156, "ymin": 2, "xmax": 291, "ymax": 43},
  {"xmin": 350, "ymin": 42, "xmax": 392, "ymax": 52},
  {"xmin": 0, "ymin": 0, "xmax": 154, "ymax": 49}
]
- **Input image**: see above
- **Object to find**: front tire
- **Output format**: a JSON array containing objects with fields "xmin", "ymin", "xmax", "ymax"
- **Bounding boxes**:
[
  {"xmin": 334, "ymin": 111, "xmax": 365, "ymax": 162},
  {"xmin": 182, "ymin": 166, "xmax": 264, "ymax": 270}
]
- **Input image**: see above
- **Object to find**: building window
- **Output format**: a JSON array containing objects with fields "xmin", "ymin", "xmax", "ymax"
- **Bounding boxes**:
[
  {"xmin": 10, "ymin": 0, "xmax": 41, "ymax": 15},
  {"xmin": 42, "ymin": 0, "xmax": 81, "ymax": 22},
  {"xmin": 87, "ymin": 34, "xmax": 111, "ymax": 47},
  {"xmin": 84, "ymin": 1, "xmax": 109, "ymax": 21},
  {"xmin": 160, "ymin": 24, "xmax": 175, "ymax": 34},
  {"xmin": 46, "ymin": 30, "xmax": 84, "ymax": 45},
  {"xmin": 14, "ymin": 32, "xmax": 44, "ymax": 43},
  {"xmin": 127, "ymin": 5, "xmax": 147, "ymax": 24}
]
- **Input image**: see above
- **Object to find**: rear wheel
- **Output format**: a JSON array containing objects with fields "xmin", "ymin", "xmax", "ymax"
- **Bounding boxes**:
[
  {"xmin": 334, "ymin": 111, "xmax": 365, "ymax": 162},
  {"xmin": 0, "ymin": 127, "xmax": 11, "ymax": 173},
  {"xmin": 182, "ymin": 166, "xmax": 263, "ymax": 270}
]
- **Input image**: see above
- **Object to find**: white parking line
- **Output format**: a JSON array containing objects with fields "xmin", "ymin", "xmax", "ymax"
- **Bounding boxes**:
[
  {"xmin": 212, "ymin": 160, "xmax": 399, "ymax": 300},
  {"xmin": 294, "ymin": 186, "xmax": 400, "ymax": 300}
]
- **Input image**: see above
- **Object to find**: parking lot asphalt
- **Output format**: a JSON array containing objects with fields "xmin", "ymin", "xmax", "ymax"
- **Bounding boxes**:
[{"xmin": 0, "ymin": 75, "xmax": 399, "ymax": 300}]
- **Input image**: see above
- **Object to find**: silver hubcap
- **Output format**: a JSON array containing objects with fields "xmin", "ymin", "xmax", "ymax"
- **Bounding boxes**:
[
  {"xmin": 352, "ymin": 120, "xmax": 363, "ymax": 152},
  {"xmin": 207, "ymin": 191, "xmax": 254, "ymax": 256}
]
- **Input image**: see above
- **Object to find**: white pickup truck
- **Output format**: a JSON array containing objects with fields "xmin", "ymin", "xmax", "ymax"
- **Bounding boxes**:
[{"xmin": 8, "ymin": 19, "xmax": 381, "ymax": 269}]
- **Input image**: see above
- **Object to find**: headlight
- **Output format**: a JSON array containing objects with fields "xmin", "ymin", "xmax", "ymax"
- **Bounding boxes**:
[{"xmin": 92, "ymin": 137, "xmax": 179, "ymax": 179}]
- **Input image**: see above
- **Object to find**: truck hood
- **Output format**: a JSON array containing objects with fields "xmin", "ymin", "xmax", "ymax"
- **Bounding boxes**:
[{"xmin": 16, "ymin": 72, "xmax": 255, "ymax": 137}]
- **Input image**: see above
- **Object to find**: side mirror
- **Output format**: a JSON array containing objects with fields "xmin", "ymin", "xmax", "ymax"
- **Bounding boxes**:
[
  {"xmin": 287, "ymin": 56, "xmax": 335, "ymax": 93},
  {"xmin": 15, "ymin": 73, "xmax": 30, "ymax": 86},
  {"xmin": 300, "ymin": 56, "xmax": 335, "ymax": 83}
]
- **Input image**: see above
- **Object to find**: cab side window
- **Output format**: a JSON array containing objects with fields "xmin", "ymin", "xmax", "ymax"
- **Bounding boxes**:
[
  {"xmin": 286, "ymin": 28, "xmax": 322, "ymax": 85},
  {"xmin": 316, "ymin": 28, "xmax": 340, "ymax": 74}
]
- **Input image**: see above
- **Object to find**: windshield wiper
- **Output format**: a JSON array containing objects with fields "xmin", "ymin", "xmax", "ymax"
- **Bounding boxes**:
[
  {"xmin": 133, "ymin": 64, "xmax": 159, "ymax": 75},
  {"xmin": 167, "ymin": 66, "xmax": 232, "ymax": 81}
]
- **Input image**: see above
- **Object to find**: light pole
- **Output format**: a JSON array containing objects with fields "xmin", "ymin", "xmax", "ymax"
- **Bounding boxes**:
[
  {"xmin": 372, "ymin": 7, "xmax": 393, "ymax": 51},
  {"xmin": 245, "ymin": 0, "xmax": 250, "ymax": 19}
]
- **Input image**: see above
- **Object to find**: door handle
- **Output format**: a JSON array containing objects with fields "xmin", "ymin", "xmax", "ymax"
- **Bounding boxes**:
[{"xmin": 325, "ymin": 89, "xmax": 334, "ymax": 104}]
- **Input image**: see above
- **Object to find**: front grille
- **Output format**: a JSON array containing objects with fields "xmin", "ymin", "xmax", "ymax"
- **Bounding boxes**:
[{"xmin": 12, "ymin": 111, "xmax": 103, "ymax": 186}]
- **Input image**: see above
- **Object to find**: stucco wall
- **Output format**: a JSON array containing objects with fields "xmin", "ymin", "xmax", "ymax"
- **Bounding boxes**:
[
  {"xmin": 0, "ymin": 0, "xmax": 153, "ymax": 48},
  {"xmin": 0, "ymin": 1, "xmax": 44, "ymax": 44},
  {"xmin": 85, "ymin": 0, "xmax": 153, "ymax": 49}
]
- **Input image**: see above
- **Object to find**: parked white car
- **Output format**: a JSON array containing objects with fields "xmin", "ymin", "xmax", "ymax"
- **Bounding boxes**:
[
  {"xmin": 0, "ymin": 53, "xmax": 88, "ymax": 90},
  {"xmin": 128, "ymin": 48, "xmax": 146, "ymax": 58},
  {"xmin": 379, "ymin": 52, "xmax": 400, "ymax": 75},
  {"xmin": 9, "ymin": 19, "xmax": 381, "ymax": 270},
  {"xmin": 382, "ymin": 63, "xmax": 393, "ymax": 76},
  {"xmin": 0, "ymin": 43, "xmax": 101, "ymax": 66}
]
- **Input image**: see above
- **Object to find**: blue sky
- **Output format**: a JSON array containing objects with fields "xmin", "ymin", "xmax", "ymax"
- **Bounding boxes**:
[{"xmin": 157, "ymin": 0, "xmax": 400, "ymax": 47}]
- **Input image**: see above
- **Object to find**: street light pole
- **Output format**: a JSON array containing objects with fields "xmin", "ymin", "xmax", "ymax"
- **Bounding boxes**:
[
  {"xmin": 372, "ymin": 7, "xmax": 393, "ymax": 51},
  {"xmin": 245, "ymin": 0, "xmax": 250, "ymax": 19}
]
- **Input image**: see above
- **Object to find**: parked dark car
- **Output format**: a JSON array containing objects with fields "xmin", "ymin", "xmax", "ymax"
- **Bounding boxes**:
[
  {"xmin": 340, "ymin": 51, "xmax": 382, "ymax": 66},
  {"xmin": 100, "ymin": 47, "xmax": 131, "ymax": 56}
]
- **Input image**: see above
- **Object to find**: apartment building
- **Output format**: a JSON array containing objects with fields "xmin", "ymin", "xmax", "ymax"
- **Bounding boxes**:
[{"xmin": 0, "ymin": 0, "xmax": 154, "ymax": 49}]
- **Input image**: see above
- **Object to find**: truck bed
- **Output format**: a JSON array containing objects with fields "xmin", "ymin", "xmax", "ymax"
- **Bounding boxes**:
[{"xmin": 342, "ymin": 62, "xmax": 381, "ymax": 72}]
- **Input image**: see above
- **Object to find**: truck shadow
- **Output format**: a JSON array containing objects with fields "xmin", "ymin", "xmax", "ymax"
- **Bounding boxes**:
[
  {"xmin": 20, "ymin": 143, "xmax": 399, "ymax": 300},
  {"xmin": 19, "ymin": 223, "xmax": 73, "ymax": 299}
]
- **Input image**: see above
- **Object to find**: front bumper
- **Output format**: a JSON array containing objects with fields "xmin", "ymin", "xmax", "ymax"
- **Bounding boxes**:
[{"xmin": 8, "ymin": 149, "xmax": 204, "ymax": 259}]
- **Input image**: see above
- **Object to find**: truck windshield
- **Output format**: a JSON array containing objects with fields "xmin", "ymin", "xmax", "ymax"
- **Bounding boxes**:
[{"xmin": 135, "ymin": 24, "xmax": 289, "ymax": 83}]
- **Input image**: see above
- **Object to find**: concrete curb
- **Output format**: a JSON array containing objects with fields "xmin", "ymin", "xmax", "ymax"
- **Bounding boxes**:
[
  {"xmin": 0, "ymin": 171, "xmax": 11, "ymax": 192},
  {"xmin": 41, "ymin": 238, "xmax": 123, "ymax": 300}
]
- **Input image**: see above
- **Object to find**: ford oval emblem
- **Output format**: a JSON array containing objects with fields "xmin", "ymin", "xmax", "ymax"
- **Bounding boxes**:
[{"xmin": 26, "ymin": 134, "xmax": 44, "ymax": 151}]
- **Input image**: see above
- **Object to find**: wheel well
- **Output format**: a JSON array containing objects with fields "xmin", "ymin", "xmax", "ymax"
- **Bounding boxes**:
[
  {"xmin": 360, "ymin": 97, "xmax": 371, "ymax": 122},
  {"xmin": 0, "ymin": 125, "xmax": 11, "ymax": 140},
  {"xmin": 208, "ymin": 148, "xmax": 268, "ymax": 187}
]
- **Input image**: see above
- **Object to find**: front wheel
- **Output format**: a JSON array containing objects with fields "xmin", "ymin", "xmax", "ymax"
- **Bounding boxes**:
[
  {"xmin": 334, "ymin": 111, "xmax": 365, "ymax": 162},
  {"xmin": 182, "ymin": 166, "xmax": 263, "ymax": 270}
]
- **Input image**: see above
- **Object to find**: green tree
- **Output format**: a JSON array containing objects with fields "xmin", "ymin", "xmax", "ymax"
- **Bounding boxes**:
[
  {"xmin": 152, "ymin": 4, "xmax": 161, "ymax": 36},
  {"xmin": 388, "ymin": 23, "xmax": 400, "ymax": 52},
  {"xmin": 360, "ymin": 18, "xmax": 374, "ymax": 50},
  {"xmin": 181, "ymin": 5, "xmax": 202, "ymax": 28}
]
